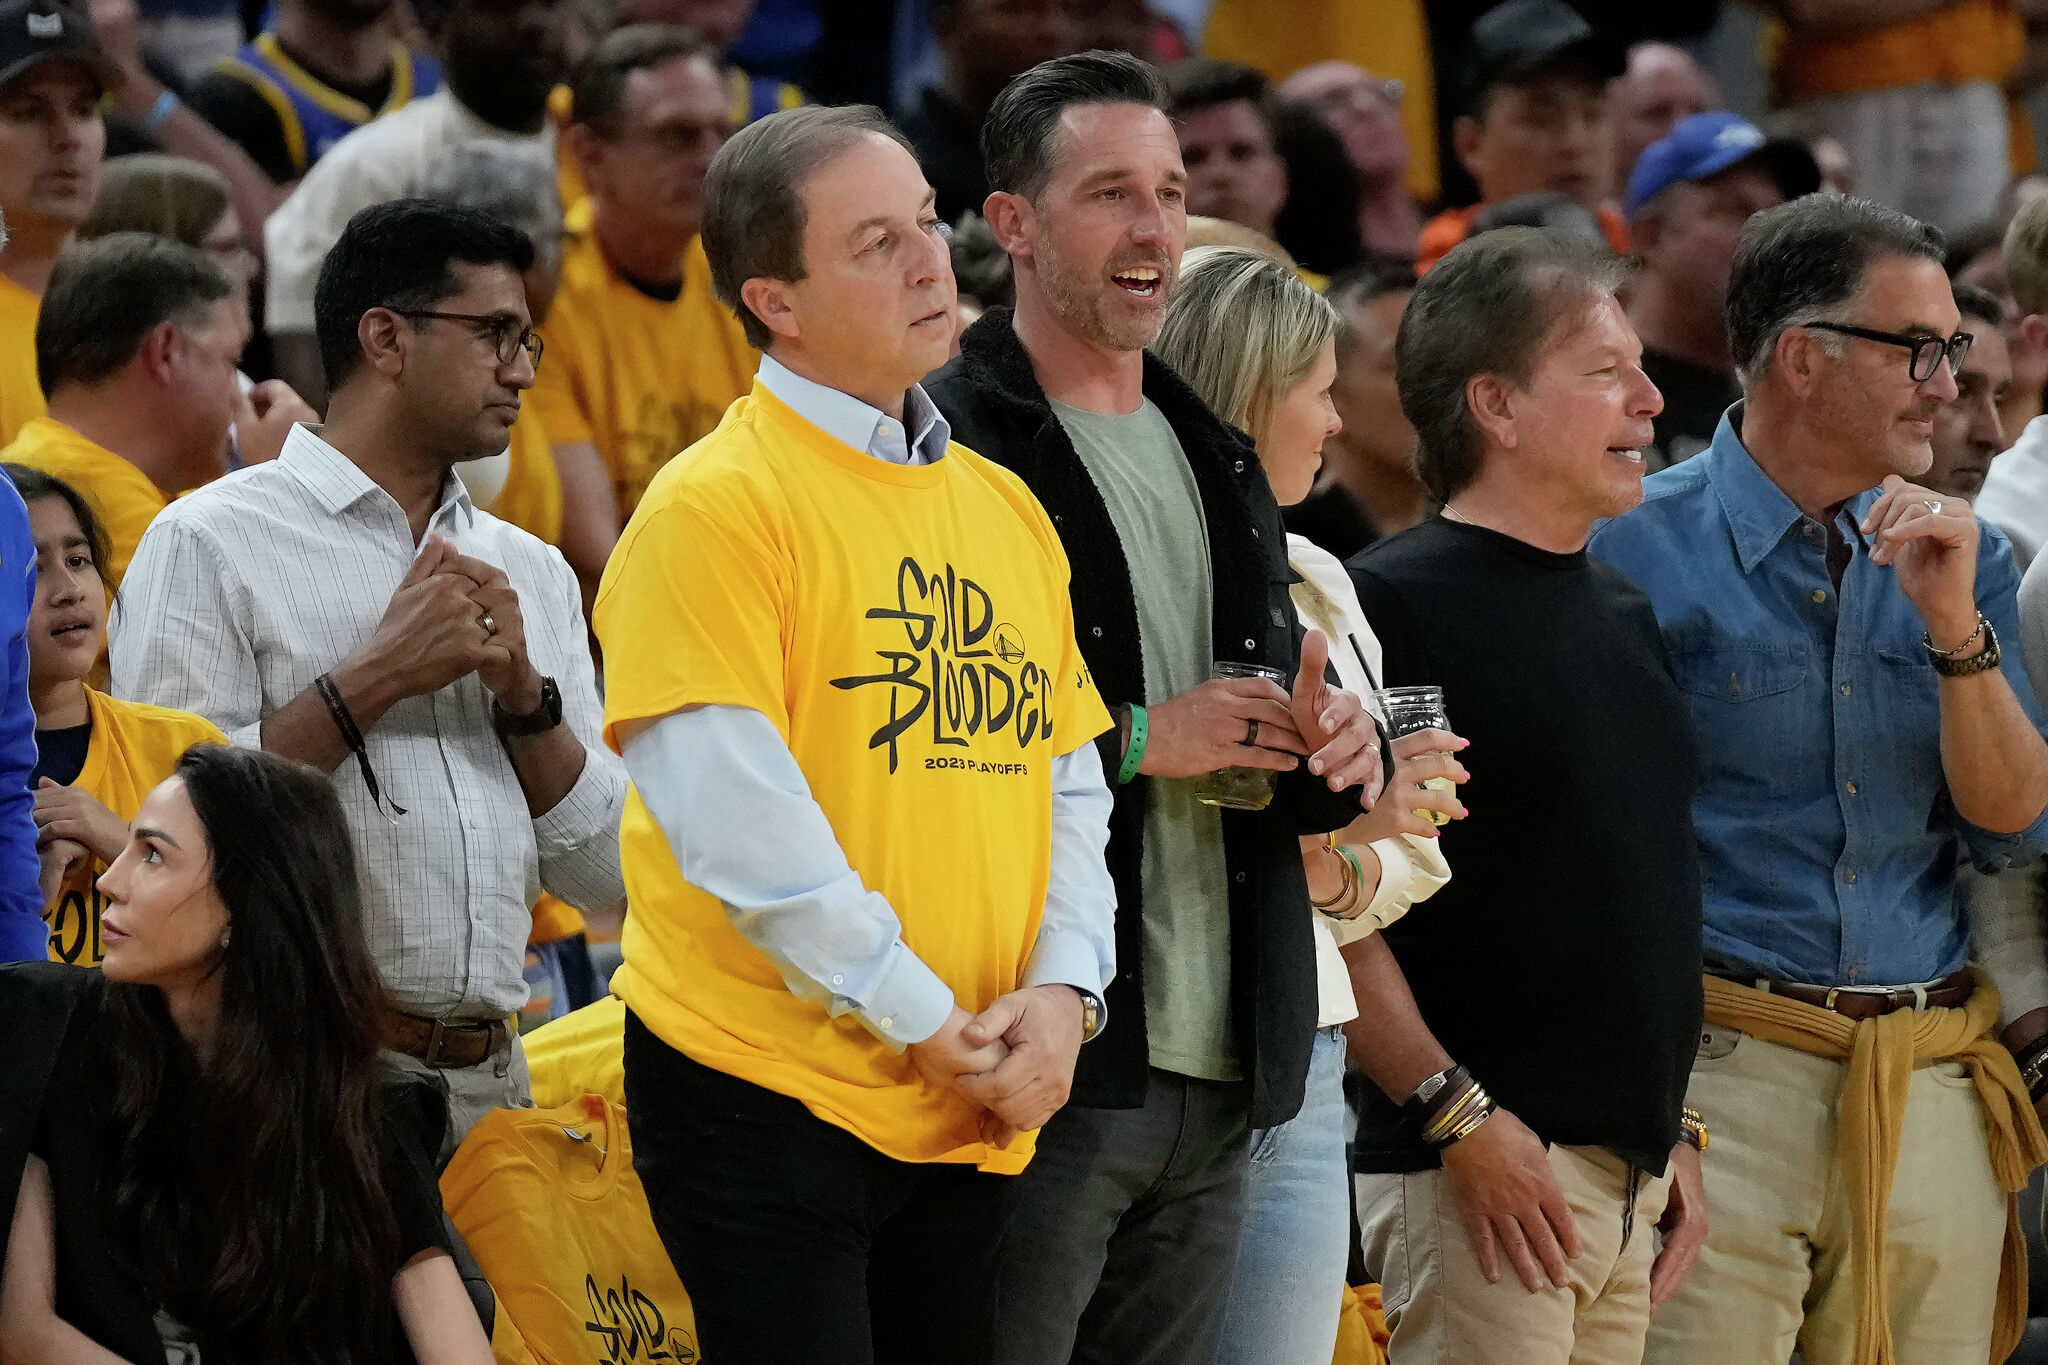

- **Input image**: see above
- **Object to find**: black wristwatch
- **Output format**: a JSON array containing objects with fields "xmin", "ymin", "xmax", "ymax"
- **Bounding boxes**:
[{"xmin": 491, "ymin": 676, "xmax": 563, "ymax": 736}]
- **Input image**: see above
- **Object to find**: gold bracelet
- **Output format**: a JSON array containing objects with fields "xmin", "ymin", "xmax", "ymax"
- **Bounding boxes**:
[
  {"xmin": 1421, "ymin": 1081, "xmax": 1490, "ymax": 1144},
  {"xmin": 1310, "ymin": 842, "xmax": 1356, "ymax": 911}
]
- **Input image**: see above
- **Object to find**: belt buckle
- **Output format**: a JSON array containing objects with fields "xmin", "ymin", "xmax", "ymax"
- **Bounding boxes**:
[
  {"xmin": 1823, "ymin": 984, "xmax": 1897, "ymax": 1014},
  {"xmin": 423, "ymin": 1017, "xmax": 447, "ymax": 1067}
]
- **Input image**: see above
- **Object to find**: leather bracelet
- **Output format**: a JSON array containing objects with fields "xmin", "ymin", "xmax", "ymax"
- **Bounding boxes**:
[
  {"xmin": 1928, "ymin": 618, "xmax": 2002, "ymax": 678},
  {"xmin": 1117, "ymin": 704, "xmax": 1148, "ymax": 785},
  {"xmin": 315, "ymin": 672, "xmax": 406, "ymax": 819},
  {"xmin": 1406, "ymin": 1063, "xmax": 1474, "ymax": 1134}
]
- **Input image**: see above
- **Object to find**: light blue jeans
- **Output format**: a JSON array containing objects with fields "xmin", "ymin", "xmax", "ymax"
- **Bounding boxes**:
[{"xmin": 1216, "ymin": 1025, "xmax": 1352, "ymax": 1365}]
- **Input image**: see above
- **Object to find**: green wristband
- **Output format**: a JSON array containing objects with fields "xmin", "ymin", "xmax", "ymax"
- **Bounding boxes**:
[{"xmin": 1117, "ymin": 704, "xmax": 1148, "ymax": 785}]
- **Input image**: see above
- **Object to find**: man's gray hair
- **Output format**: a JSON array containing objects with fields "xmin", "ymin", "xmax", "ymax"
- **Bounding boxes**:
[
  {"xmin": 1727, "ymin": 193, "xmax": 1944, "ymax": 383},
  {"xmin": 1397, "ymin": 227, "xmax": 1628, "ymax": 504},
  {"xmin": 415, "ymin": 141, "xmax": 564, "ymax": 251}
]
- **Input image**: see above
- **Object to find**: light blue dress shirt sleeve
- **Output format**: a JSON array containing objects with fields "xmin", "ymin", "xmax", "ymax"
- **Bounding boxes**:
[{"xmin": 623, "ymin": 705, "xmax": 1114, "ymax": 1050}]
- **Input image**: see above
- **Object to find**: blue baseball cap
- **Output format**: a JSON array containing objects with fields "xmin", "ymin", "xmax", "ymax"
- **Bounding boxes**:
[{"xmin": 1625, "ymin": 111, "xmax": 1820, "ymax": 219}]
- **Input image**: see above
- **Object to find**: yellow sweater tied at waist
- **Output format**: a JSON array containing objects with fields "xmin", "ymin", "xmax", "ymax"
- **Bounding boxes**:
[{"xmin": 1702, "ymin": 970, "xmax": 2048, "ymax": 1365}]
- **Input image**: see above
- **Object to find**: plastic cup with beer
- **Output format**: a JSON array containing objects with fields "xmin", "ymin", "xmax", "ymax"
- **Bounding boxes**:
[
  {"xmin": 1192, "ymin": 661, "xmax": 1288, "ymax": 810},
  {"xmin": 1373, "ymin": 685, "xmax": 1454, "ymax": 826}
]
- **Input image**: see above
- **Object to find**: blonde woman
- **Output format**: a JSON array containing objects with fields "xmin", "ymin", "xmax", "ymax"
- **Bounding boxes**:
[{"xmin": 1154, "ymin": 245, "xmax": 1464, "ymax": 1365}]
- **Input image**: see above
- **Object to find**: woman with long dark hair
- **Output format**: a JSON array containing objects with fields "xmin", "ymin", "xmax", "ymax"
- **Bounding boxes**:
[{"xmin": 0, "ymin": 744, "xmax": 493, "ymax": 1364}]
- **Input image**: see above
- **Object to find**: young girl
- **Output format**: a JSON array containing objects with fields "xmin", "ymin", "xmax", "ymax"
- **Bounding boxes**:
[
  {"xmin": 6, "ymin": 466, "xmax": 226, "ymax": 965},
  {"xmin": 0, "ymin": 744, "xmax": 494, "ymax": 1364}
]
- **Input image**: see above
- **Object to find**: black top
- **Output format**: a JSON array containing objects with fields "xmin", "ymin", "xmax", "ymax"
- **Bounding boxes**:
[
  {"xmin": 188, "ymin": 50, "xmax": 395, "ymax": 183},
  {"xmin": 926, "ymin": 308, "xmax": 1368, "ymax": 1129},
  {"xmin": 33, "ymin": 721, "xmax": 91, "ymax": 787},
  {"xmin": 1640, "ymin": 347, "xmax": 1739, "ymax": 473},
  {"xmin": 1284, "ymin": 483, "xmax": 1381, "ymax": 563},
  {"xmin": 1347, "ymin": 517, "xmax": 1703, "ymax": 1175},
  {"xmin": 897, "ymin": 85, "xmax": 989, "ymax": 225},
  {"xmin": 2, "ymin": 964, "xmax": 449, "ymax": 1364}
]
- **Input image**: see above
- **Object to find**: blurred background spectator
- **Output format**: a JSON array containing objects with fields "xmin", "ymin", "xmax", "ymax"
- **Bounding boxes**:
[
  {"xmin": 1609, "ymin": 41, "xmax": 1716, "ymax": 198},
  {"xmin": 1419, "ymin": 0, "xmax": 1627, "ymax": 272},
  {"xmin": 897, "ymin": 0, "xmax": 1090, "ymax": 222},
  {"xmin": 1927, "ymin": 280, "xmax": 2012, "ymax": 500},
  {"xmin": 1766, "ymin": 0, "xmax": 2023, "ymax": 234},
  {"xmin": 1623, "ymin": 112, "xmax": 1818, "ymax": 469},
  {"xmin": 1167, "ymin": 59, "xmax": 1291, "ymax": 246},
  {"xmin": 1279, "ymin": 62, "xmax": 1418, "ymax": 264},
  {"xmin": 1281, "ymin": 259, "xmax": 1424, "ymax": 560}
]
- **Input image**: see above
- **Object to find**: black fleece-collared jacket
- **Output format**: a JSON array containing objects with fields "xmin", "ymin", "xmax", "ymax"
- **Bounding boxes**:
[{"xmin": 925, "ymin": 307, "xmax": 1365, "ymax": 1129}]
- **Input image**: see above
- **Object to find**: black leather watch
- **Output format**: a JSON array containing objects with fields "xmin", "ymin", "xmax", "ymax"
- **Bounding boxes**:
[{"xmin": 492, "ymin": 676, "xmax": 563, "ymax": 736}]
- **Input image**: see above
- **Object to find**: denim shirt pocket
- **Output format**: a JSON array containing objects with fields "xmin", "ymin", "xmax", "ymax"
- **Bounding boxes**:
[{"xmin": 1669, "ymin": 643, "xmax": 1813, "ymax": 799}]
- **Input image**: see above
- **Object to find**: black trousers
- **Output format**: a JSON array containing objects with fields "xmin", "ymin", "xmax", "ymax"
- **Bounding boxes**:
[{"xmin": 623, "ymin": 1008, "xmax": 1022, "ymax": 1365}]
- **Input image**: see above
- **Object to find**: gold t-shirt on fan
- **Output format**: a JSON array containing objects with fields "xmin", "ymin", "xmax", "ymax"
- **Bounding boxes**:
[{"xmin": 595, "ymin": 382, "xmax": 1110, "ymax": 1173}]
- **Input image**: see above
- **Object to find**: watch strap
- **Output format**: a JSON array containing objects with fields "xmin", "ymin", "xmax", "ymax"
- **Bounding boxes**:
[{"xmin": 492, "ymin": 675, "xmax": 563, "ymax": 736}]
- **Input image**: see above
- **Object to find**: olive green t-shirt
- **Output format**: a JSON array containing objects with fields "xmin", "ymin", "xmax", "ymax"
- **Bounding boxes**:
[{"xmin": 1051, "ymin": 397, "xmax": 1238, "ymax": 1081}]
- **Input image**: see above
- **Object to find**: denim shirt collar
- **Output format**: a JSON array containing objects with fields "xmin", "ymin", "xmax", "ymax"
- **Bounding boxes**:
[{"xmin": 1706, "ymin": 402, "xmax": 1879, "ymax": 576}]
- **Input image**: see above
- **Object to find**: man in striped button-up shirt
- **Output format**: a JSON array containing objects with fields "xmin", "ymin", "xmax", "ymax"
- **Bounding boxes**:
[{"xmin": 114, "ymin": 198, "xmax": 626, "ymax": 1147}]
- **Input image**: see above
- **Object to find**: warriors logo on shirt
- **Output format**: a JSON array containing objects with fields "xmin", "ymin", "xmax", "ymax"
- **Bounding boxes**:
[{"xmin": 830, "ymin": 557, "xmax": 1055, "ymax": 773}]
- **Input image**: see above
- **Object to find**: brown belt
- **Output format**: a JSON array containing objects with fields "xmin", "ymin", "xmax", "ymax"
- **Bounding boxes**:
[
  {"xmin": 383, "ymin": 1008, "xmax": 512, "ymax": 1068},
  {"xmin": 1735, "ymin": 968, "xmax": 1975, "ymax": 1021}
]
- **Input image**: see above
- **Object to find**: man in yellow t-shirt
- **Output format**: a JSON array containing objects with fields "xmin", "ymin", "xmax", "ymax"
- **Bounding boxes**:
[
  {"xmin": 594, "ymin": 104, "xmax": 1115, "ymax": 1364},
  {"xmin": 531, "ymin": 26, "xmax": 757, "ymax": 603},
  {"xmin": 0, "ymin": 0, "xmax": 117, "ymax": 446},
  {"xmin": 1, "ymin": 236, "xmax": 243, "ymax": 590}
]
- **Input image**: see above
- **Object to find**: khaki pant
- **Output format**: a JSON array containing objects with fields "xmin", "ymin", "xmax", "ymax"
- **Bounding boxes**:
[
  {"xmin": 1643, "ymin": 1023, "xmax": 2006, "ymax": 1364},
  {"xmin": 1357, "ymin": 1142, "xmax": 1672, "ymax": 1365},
  {"xmin": 381, "ymin": 1033, "xmax": 532, "ymax": 1162}
]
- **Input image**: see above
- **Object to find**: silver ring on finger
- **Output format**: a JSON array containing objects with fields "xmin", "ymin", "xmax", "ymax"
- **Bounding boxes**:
[
  {"xmin": 1243, "ymin": 718, "xmax": 1259, "ymax": 748},
  {"xmin": 1926, "ymin": 500, "xmax": 1943, "ymax": 516},
  {"xmin": 480, "ymin": 610, "xmax": 498, "ymax": 636}
]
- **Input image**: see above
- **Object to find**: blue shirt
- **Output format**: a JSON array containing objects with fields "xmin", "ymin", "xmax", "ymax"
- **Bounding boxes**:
[
  {"xmin": 1588, "ymin": 407, "xmax": 2048, "ymax": 988},
  {"xmin": 0, "ymin": 478, "xmax": 44, "ymax": 960}
]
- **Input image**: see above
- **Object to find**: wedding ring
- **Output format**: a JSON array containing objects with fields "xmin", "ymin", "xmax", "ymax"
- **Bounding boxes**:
[
  {"xmin": 481, "ymin": 611, "xmax": 498, "ymax": 636},
  {"xmin": 1244, "ymin": 718, "xmax": 1260, "ymax": 748}
]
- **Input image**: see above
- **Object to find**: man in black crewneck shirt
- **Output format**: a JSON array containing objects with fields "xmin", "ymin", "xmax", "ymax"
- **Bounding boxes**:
[{"xmin": 1344, "ymin": 226, "xmax": 1706, "ymax": 1364}]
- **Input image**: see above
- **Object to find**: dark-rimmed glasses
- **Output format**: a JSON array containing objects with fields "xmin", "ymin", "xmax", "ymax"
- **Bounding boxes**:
[
  {"xmin": 385, "ymin": 308, "xmax": 543, "ymax": 368},
  {"xmin": 1802, "ymin": 321, "xmax": 1972, "ymax": 383}
]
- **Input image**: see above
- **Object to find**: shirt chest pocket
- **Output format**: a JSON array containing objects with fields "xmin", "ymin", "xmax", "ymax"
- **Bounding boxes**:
[{"xmin": 1669, "ymin": 644, "xmax": 1814, "ymax": 798}]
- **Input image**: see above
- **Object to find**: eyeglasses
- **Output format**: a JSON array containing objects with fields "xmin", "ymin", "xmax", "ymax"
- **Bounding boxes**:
[
  {"xmin": 384, "ymin": 308, "xmax": 544, "ymax": 369},
  {"xmin": 1802, "ymin": 321, "xmax": 1972, "ymax": 383}
]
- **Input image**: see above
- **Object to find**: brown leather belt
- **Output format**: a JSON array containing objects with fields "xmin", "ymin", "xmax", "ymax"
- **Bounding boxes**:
[
  {"xmin": 1736, "ymin": 969, "xmax": 1974, "ymax": 1021},
  {"xmin": 383, "ymin": 1008, "xmax": 512, "ymax": 1068}
]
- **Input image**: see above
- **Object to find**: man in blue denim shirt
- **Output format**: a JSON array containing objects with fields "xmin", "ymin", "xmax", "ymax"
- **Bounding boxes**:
[{"xmin": 1591, "ymin": 194, "xmax": 2048, "ymax": 1365}]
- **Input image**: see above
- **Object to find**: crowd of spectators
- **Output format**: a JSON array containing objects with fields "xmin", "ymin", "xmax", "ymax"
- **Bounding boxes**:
[{"xmin": 9, "ymin": 0, "xmax": 2048, "ymax": 1362}]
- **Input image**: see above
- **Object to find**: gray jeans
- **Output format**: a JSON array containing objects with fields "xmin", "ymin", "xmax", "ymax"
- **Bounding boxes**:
[{"xmin": 994, "ymin": 1067, "xmax": 1253, "ymax": 1365}]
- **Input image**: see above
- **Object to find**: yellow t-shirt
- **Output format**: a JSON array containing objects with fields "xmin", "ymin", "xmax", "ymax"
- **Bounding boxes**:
[
  {"xmin": 488, "ymin": 415, "xmax": 564, "ymax": 547},
  {"xmin": 524, "ymin": 994, "xmax": 626, "ymax": 1111},
  {"xmin": 0, "ymin": 272, "xmax": 45, "ymax": 449},
  {"xmin": 594, "ymin": 384, "xmax": 1111, "ymax": 1172},
  {"xmin": 527, "ymin": 199, "xmax": 757, "ymax": 521},
  {"xmin": 2, "ymin": 417, "xmax": 167, "ymax": 591},
  {"xmin": 440, "ymin": 1094, "xmax": 698, "ymax": 1365},
  {"xmin": 44, "ymin": 687, "xmax": 227, "ymax": 965}
]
